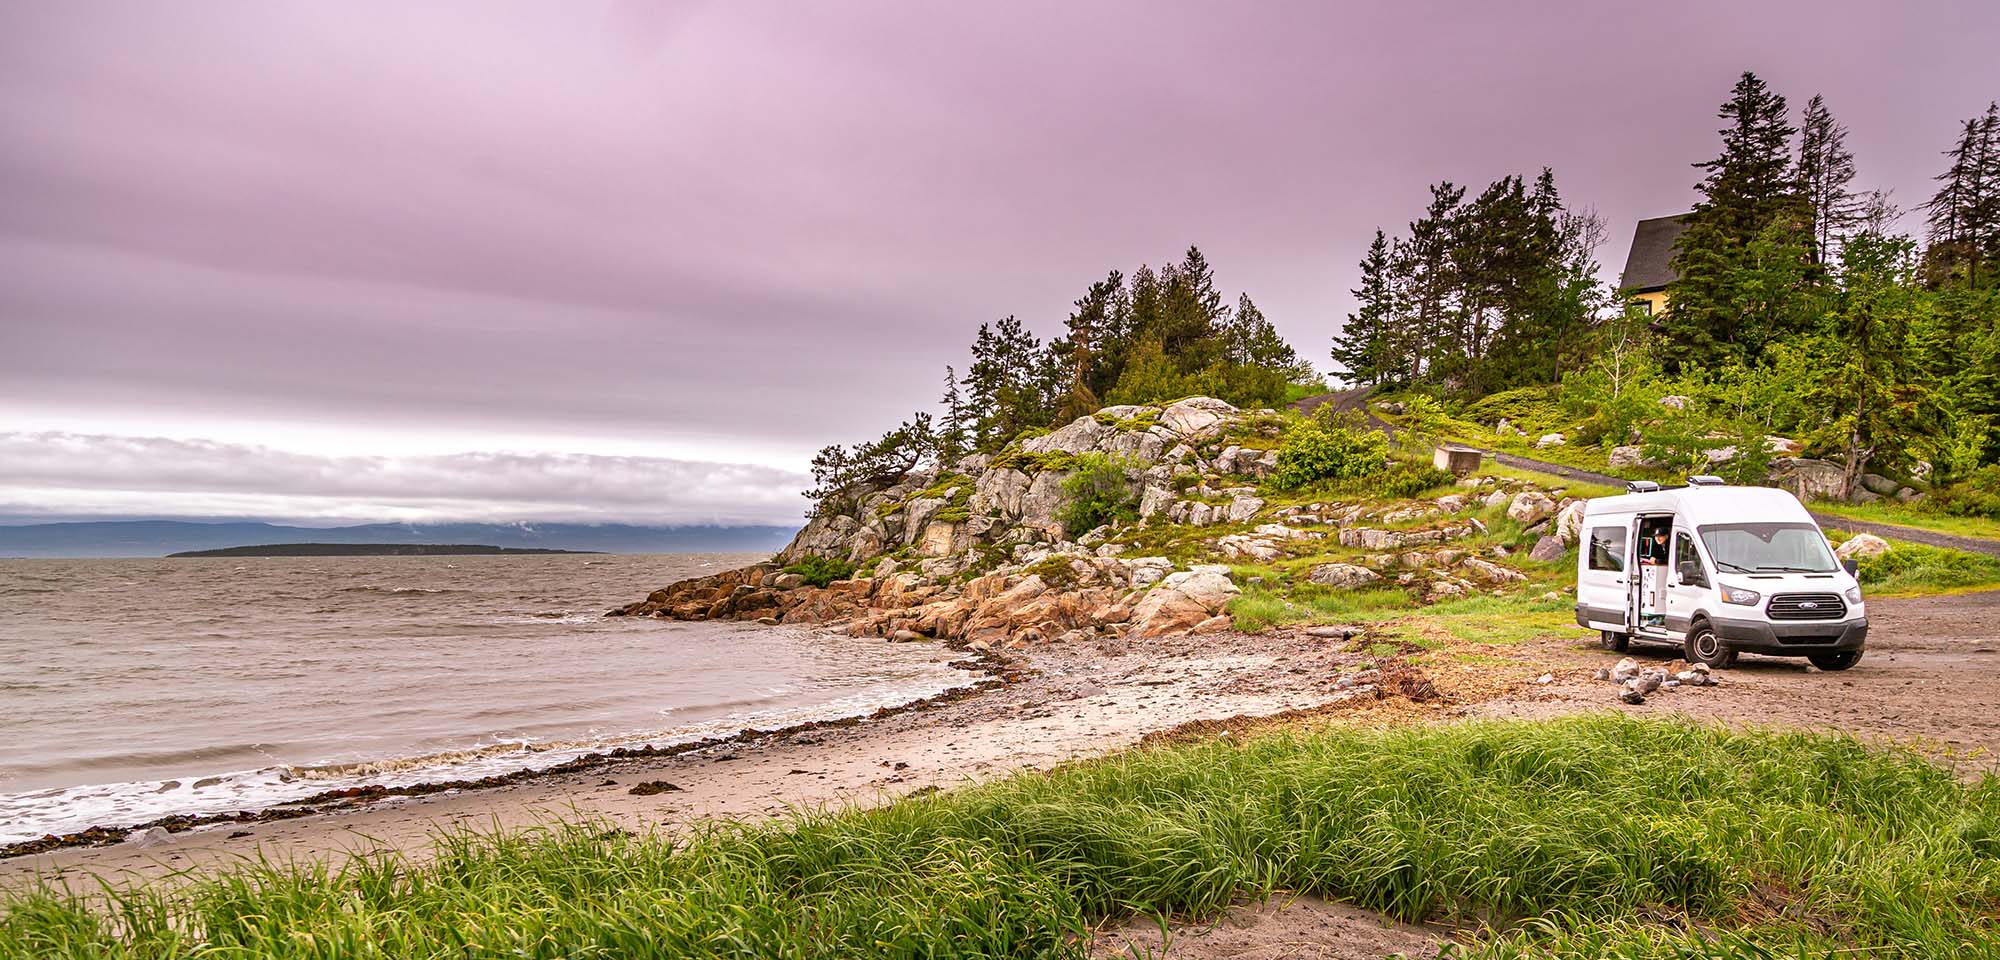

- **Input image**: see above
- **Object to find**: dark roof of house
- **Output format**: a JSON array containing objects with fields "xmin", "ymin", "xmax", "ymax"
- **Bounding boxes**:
[{"xmin": 1618, "ymin": 214, "xmax": 1691, "ymax": 292}]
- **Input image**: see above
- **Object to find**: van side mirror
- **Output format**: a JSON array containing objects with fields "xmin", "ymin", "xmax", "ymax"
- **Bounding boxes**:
[{"xmin": 1842, "ymin": 558, "xmax": 1859, "ymax": 575}]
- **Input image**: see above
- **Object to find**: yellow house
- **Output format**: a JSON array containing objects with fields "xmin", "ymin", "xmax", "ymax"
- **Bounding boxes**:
[{"xmin": 1619, "ymin": 214, "xmax": 1691, "ymax": 315}]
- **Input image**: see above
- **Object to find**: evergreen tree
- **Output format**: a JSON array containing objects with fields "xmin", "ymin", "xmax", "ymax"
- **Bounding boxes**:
[
  {"xmin": 1663, "ymin": 71, "xmax": 1806, "ymax": 371},
  {"xmin": 1926, "ymin": 102, "xmax": 2000, "ymax": 288},
  {"xmin": 937, "ymin": 366, "xmax": 969, "ymax": 463},
  {"xmin": 1797, "ymin": 94, "xmax": 1862, "ymax": 266},
  {"xmin": 1332, "ymin": 230, "xmax": 1392, "ymax": 385}
]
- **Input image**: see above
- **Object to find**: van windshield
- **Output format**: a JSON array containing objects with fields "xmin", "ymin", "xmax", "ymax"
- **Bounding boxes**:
[{"xmin": 1697, "ymin": 522, "xmax": 1837, "ymax": 573}]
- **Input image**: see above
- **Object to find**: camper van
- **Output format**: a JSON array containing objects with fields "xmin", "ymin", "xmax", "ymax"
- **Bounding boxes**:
[{"xmin": 1574, "ymin": 477, "xmax": 1867, "ymax": 670}]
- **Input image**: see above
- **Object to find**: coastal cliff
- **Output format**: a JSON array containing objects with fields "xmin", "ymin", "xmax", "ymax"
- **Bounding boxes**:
[{"xmin": 610, "ymin": 396, "xmax": 1584, "ymax": 648}]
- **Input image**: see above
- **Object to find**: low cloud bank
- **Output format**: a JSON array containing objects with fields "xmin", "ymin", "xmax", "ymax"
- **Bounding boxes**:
[{"xmin": 0, "ymin": 433, "xmax": 809, "ymax": 526}]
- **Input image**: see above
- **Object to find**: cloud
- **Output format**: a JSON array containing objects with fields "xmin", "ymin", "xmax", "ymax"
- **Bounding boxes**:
[{"xmin": 0, "ymin": 433, "xmax": 810, "ymax": 526}]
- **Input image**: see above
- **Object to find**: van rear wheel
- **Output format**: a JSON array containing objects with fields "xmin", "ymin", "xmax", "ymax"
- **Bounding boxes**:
[
  {"xmin": 1599, "ymin": 630, "xmax": 1629, "ymax": 652},
  {"xmin": 1684, "ymin": 622, "xmax": 1737, "ymax": 668},
  {"xmin": 1808, "ymin": 649, "xmax": 1862, "ymax": 671}
]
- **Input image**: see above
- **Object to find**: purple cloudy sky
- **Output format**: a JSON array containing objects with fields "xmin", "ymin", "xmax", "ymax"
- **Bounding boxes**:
[{"xmin": 2, "ymin": 1, "xmax": 1995, "ymax": 525}]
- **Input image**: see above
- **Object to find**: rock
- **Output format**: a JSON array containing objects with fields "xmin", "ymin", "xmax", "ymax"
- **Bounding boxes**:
[
  {"xmin": 1022, "ymin": 415, "xmax": 1112, "ymax": 455},
  {"xmin": 1835, "ymin": 533, "xmax": 1890, "ymax": 561},
  {"xmin": 1659, "ymin": 395, "xmax": 1689, "ymax": 410},
  {"xmin": 1764, "ymin": 435, "xmax": 1803, "ymax": 456},
  {"xmin": 1166, "ymin": 567, "xmax": 1241, "ymax": 610},
  {"xmin": 1138, "ymin": 485, "xmax": 1175, "ymax": 518},
  {"xmin": 1377, "ymin": 400, "xmax": 1407, "ymax": 415},
  {"xmin": 889, "ymin": 629, "xmax": 925, "ymax": 642},
  {"xmin": 1535, "ymin": 432, "xmax": 1566, "ymax": 448},
  {"xmin": 1507, "ymin": 491, "xmax": 1557, "ymax": 525},
  {"xmin": 1226, "ymin": 495, "xmax": 1266, "ymax": 523},
  {"xmin": 1159, "ymin": 397, "xmax": 1240, "ymax": 441},
  {"xmin": 1608, "ymin": 444, "xmax": 1650, "ymax": 470},
  {"xmin": 1771, "ymin": 458, "xmax": 1847, "ymax": 502},
  {"xmin": 1308, "ymin": 563, "xmax": 1382, "ymax": 588},
  {"xmin": 1217, "ymin": 535, "xmax": 1282, "ymax": 562},
  {"xmin": 1461, "ymin": 556, "xmax": 1527, "ymax": 584},
  {"xmin": 1611, "ymin": 657, "xmax": 1640, "ymax": 682},
  {"xmin": 1191, "ymin": 614, "xmax": 1234, "ymax": 635},
  {"xmin": 1534, "ymin": 673, "xmax": 1553, "ymax": 685},
  {"xmin": 770, "ymin": 573, "xmax": 807, "ymax": 590},
  {"xmin": 1528, "ymin": 535, "xmax": 1567, "ymax": 563},
  {"xmin": 1618, "ymin": 685, "xmax": 1646, "ymax": 705},
  {"xmin": 1637, "ymin": 669, "xmax": 1665, "ymax": 694},
  {"xmin": 1895, "ymin": 487, "xmax": 1920, "ymax": 502},
  {"xmin": 1128, "ymin": 569, "xmax": 1237, "ymax": 638},
  {"xmin": 131, "ymin": 826, "xmax": 174, "ymax": 848},
  {"xmin": 1304, "ymin": 624, "xmax": 1360, "ymax": 640},
  {"xmin": 1482, "ymin": 490, "xmax": 1511, "ymax": 509},
  {"xmin": 628, "ymin": 780, "xmax": 682, "ymax": 796},
  {"xmin": 1860, "ymin": 473, "xmax": 1902, "ymax": 497},
  {"xmin": 1593, "ymin": 667, "xmax": 1611, "ymax": 681},
  {"xmin": 1554, "ymin": 500, "xmax": 1587, "ymax": 546},
  {"xmin": 873, "ymin": 557, "xmax": 897, "ymax": 579},
  {"xmin": 1852, "ymin": 490, "xmax": 1882, "ymax": 504}
]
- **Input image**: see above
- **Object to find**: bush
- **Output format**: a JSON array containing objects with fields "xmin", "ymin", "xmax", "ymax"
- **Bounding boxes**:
[
  {"xmin": 1058, "ymin": 453, "xmax": 1140, "ymax": 537},
  {"xmin": 1926, "ymin": 465, "xmax": 2000, "ymax": 519},
  {"xmin": 784, "ymin": 554, "xmax": 856, "ymax": 587},
  {"xmin": 1363, "ymin": 461, "xmax": 1456, "ymax": 499},
  {"xmin": 1854, "ymin": 541, "xmax": 2000, "ymax": 592},
  {"xmin": 1270, "ymin": 416, "xmax": 1389, "ymax": 491}
]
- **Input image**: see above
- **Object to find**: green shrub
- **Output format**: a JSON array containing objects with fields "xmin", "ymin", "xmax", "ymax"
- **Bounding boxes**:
[
  {"xmin": 784, "ymin": 554, "xmax": 856, "ymax": 587},
  {"xmin": 1270, "ymin": 416, "xmax": 1389, "ymax": 490},
  {"xmin": 1854, "ymin": 541, "xmax": 2000, "ymax": 593},
  {"xmin": 1058, "ymin": 453, "xmax": 1140, "ymax": 537},
  {"xmin": 1926, "ymin": 465, "xmax": 2000, "ymax": 519},
  {"xmin": 1364, "ymin": 461, "xmax": 1456, "ymax": 499},
  {"xmin": 1461, "ymin": 385, "xmax": 1562, "ymax": 431}
]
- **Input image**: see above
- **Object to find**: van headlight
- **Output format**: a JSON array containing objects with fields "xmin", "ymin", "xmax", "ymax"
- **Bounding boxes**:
[
  {"xmin": 1721, "ymin": 585, "xmax": 1761, "ymax": 605},
  {"xmin": 1845, "ymin": 586, "xmax": 1863, "ymax": 604}
]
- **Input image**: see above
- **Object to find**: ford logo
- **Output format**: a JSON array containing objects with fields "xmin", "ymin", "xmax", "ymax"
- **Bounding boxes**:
[{"xmin": 1799, "ymin": 601, "xmax": 1819, "ymax": 608}]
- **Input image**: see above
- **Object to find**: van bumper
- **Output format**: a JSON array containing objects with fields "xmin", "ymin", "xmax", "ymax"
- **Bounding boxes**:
[{"xmin": 1710, "ymin": 615, "xmax": 1868, "ymax": 655}]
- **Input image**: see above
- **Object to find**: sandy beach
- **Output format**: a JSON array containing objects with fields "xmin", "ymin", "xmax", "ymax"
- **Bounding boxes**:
[{"xmin": 1, "ymin": 626, "xmax": 1404, "ymax": 885}]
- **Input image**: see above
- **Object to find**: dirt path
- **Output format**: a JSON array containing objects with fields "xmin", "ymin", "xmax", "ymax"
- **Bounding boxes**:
[
  {"xmin": 1478, "ymin": 589, "xmax": 2000, "ymax": 763},
  {"xmin": 1485, "ymin": 449, "xmax": 2000, "ymax": 559}
]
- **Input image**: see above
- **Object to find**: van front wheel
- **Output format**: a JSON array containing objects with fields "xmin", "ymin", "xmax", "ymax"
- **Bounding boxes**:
[
  {"xmin": 1808, "ymin": 649, "xmax": 1862, "ymax": 671},
  {"xmin": 1685, "ymin": 622, "xmax": 1737, "ymax": 668},
  {"xmin": 1600, "ymin": 630, "xmax": 1629, "ymax": 652}
]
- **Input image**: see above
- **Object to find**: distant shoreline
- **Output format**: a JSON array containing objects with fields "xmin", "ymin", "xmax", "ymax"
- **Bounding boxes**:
[{"xmin": 167, "ymin": 543, "xmax": 601, "ymax": 558}]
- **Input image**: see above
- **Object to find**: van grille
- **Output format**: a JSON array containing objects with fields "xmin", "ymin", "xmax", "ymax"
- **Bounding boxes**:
[{"xmin": 1767, "ymin": 593, "xmax": 1846, "ymax": 621}]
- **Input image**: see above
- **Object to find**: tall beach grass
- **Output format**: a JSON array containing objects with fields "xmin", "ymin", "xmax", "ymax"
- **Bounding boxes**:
[{"xmin": 5, "ymin": 715, "xmax": 1996, "ymax": 958}]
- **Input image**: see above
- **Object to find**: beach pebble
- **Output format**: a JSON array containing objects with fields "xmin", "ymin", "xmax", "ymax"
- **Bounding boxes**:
[
  {"xmin": 1534, "ymin": 673, "xmax": 1554, "ymax": 685},
  {"xmin": 131, "ymin": 826, "xmax": 173, "ymax": 847}
]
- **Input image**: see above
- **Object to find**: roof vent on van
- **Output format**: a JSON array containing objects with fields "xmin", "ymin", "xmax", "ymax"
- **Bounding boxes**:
[
  {"xmin": 1687, "ymin": 475, "xmax": 1726, "ymax": 486},
  {"xmin": 1626, "ymin": 480, "xmax": 1661, "ymax": 493}
]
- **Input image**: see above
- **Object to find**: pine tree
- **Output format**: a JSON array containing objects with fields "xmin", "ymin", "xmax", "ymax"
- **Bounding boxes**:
[
  {"xmin": 1662, "ymin": 71, "xmax": 1806, "ymax": 371},
  {"xmin": 1797, "ymin": 94, "xmax": 1862, "ymax": 265},
  {"xmin": 1332, "ymin": 230, "xmax": 1392, "ymax": 385},
  {"xmin": 1926, "ymin": 103, "xmax": 2000, "ymax": 288},
  {"xmin": 937, "ymin": 366, "xmax": 969, "ymax": 463}
]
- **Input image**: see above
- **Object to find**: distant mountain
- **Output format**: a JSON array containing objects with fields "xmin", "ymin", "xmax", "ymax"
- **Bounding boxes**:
[{"xmin": 0, "ymin": 521, "xmax": 798, "ymax": 558}]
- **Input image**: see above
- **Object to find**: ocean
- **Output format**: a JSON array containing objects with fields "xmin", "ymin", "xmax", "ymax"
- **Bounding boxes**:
[{"xmin": 0, "ymin": 553, "xmax": 971, "ymax": 844}]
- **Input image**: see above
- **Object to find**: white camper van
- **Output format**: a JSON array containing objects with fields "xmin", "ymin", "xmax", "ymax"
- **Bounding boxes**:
[{"xmin": 1574, "ymin": 477, "xmax": 1867, "ymax": 670}]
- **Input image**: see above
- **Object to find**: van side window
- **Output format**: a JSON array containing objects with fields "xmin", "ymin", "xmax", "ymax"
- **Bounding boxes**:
[
  {"xmin": 1587, "ymin": 527, "xmax": 1626, "ymax": 572},
  {"xmin": 1675, "ymin": 532, "xmax": 1709, "ymax": 587}
]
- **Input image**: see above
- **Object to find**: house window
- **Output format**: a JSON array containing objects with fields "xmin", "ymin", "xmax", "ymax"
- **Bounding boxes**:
[
  {"xmin": 1589, "ymin": 527, "xmax": 1626, "ymax": 572},
  {"xmin": 1628, "ymin": 298, "xmax": 1654, "ymax": 316}
]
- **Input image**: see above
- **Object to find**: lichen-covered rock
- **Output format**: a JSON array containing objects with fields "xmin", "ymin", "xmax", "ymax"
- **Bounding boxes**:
[
  {"xmin": 1555, "ymin": 500, "xmax": 1587, "ymax": 546},
  {"xmin": 1771, "ymin": 458, "xmax": 1846, "ymax": 501},
  {"xmin": 1159, "ymin": 397, "xmax": 1240, "ymax": 441},
  {"xmin": 1308, "ymin": 563, "xmax": 1381, "ymax": 588},
  {"xmin": 1507, "ymin": 491, "xmax": 1557, "ymax": 525},
  {"xmin": 1528, "ymin": 535, "xmax": 1567, "ymax": 563},
  {"xmin": 1608, "ymin": 445, "xmax": 1650, "ymax": 470},
  {"xmin": 1226, "ymin": 495, "xmax": 1266, "ymax": 523}
]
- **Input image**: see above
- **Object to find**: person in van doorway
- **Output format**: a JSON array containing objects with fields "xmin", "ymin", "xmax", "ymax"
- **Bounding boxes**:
[{"xmin": 1639, "ymin": 526, "xmax": 1671, "ymax": 626}]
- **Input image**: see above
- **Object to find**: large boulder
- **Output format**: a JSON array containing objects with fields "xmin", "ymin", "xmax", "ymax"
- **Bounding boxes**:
[
  {"xmin": 1859, "ymin": 473, "xmax": 1902, "ymax": 497},
  {"xmin": 1771, "ymin": 458, "xmax": 1847, "ymax": 502},
  {"xmin": 1138, "ymin": 484, "xmax": 1175, "ymax": 519},
  {"xmin": 1507, "ymin": 491, "xmax": 1557, "ymax": 525},
  {"xmin": 1022, "ymin": 416, "xmax": 1112, "ymax": 455},
  {"xmin": 1608, "ymin": 445, "xmax": 1650, "ymax": 470},
  {"xmin": 1834, "ymin": 533, "xmax": 1890, "ymax": 561},
  {"xmin": 1555, "ymin": 500, "xmax": 1587, "ymax": 546},
  {"xmin": 1127, "ymin": 567, "xmax": 1238, "ymax": 638},
  {"xmin": 1528, "ymin": 535, "xmax": 1567, "ymax": 563},
  {"xmin": 1226, "ymin": 495, "xmax": 1266, "ymax": 523},
  {"xmin": 1217, "ymin": 535, "xmax": 1282, "ymax": 562},
  {"xmin": 1535, "ymin": 433, "xmax": 1566, "ymax": 449},
  {"xmin": 1159, "ymin": 397, "xmax": 1239, "ymax": 441},
  {"xmin": 1308, "ymin": 563, "xmax": 1381, "ymax": 588},
  {"xmin": 1018, "ymin": 470, "xmax": 1069, "ymax": 533}
]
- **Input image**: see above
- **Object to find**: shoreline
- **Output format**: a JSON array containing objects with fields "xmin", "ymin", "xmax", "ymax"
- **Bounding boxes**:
[
  {"xmin": 0, "ymin": 648, "xmax": 1019, "ymax": 862},
  {"xmin": 2, "ymin": 625, "xmax": 1399, "ymax": 884}
]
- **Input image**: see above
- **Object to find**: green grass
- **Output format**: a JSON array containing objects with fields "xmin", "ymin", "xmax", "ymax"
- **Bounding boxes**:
[
  {"xmin": 1812, "ymin": 499, "xmax": 2000, "ymax": 542},
  {"xmin": 6, "ymin": 718, "xmax": 1996, "ymax": 958}
]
